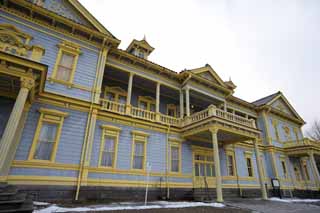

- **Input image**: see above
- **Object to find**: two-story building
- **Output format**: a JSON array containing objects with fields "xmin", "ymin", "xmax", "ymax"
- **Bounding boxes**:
[{"xmin": 0, "ymin": 0, "xmax": 319, "ymax": 202}]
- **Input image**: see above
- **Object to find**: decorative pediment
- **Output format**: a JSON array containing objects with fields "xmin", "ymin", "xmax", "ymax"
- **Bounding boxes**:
[
  {"xmin": 0, "ymin": 24, "xmax": 45, "ymax": 62},
  {"xmin": 28, "ymin": 0, "xmax": 111, "ymax": 35},
  {"xmin": 189, "ymin": 64, "xmax": 228, "ymax": 88}
]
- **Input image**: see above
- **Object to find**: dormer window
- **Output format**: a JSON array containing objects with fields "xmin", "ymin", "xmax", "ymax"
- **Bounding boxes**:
[{"xmin": 126, "ymin": 37, "xmax": 154, "ymax": 60}]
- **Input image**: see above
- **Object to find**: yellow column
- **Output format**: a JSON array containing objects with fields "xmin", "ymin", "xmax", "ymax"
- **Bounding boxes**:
[
  {"xmin": 156, "ymin": 82, "xmax": 161, "ymax": 121},
  {"xmin": 253, "ymin": 139, "xmax": 268, "ymax": 200},
  {"xmin": 309, "ymin": 152, "xmax": 320, "ymax": 188},
  {"xmin": 0, "ymin": 77, "xmax": 34, "ymax": 174},
  {"xmin": 210, "ymin": 128, "xmax": 223, "ymax": 202},
  {"xmin": 185, "ymin": 87, "xmax": 190, "ymax": 117},
  {"xmin": 179, "ymin": 90, "xmax": 184, "ymax": 118},
  {"xmin": 126, "ymin": 72, "xmax": 134, "ymax": 114}
]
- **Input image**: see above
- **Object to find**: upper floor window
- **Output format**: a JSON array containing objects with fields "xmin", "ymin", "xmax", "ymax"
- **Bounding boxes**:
[
  {"xmin": 167, "ymin": 104, "xmax": 177, "ymax": 117},
  {"xmin": 131, "ymin": 131, "xmax": 149, "ymax": 170},
  {"xmin": 138, "ymin": 96, "xmax": 155, "ymax": 112},
  {"xmin": 272, "ymin": 119, "xmax": 280, "ymax": 141},
  {"xmin": 99, "ymin": 125, "xmax": 121, "ymax": 168},
  {"xmin": 51, "ymin": 41, "xmax": 81, "ymax": 85},
  {"xmin": 138, "ymin": 51, "xmax": 144, "ymax": 58},
  {"xmin": 104, "ymin": 86, "xmax": 127, "ymax": 104},
  {"xmin": 28, "ymin": 108, "xmax": 68, "ymax": 162}
]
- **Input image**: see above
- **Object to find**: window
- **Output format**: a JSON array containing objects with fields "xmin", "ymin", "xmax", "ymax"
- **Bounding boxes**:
[
  {"xmin": 246, "ymin": 158, "xmax": 253, "ymax": 177},
  {"xmin": 281, "ymin": 160, "xmax": 287, "ymax": 178},
  {"xmin": 194, "ymin": 153, "xmax": 214, "ymax": 177},
  {"xmin": 227, "ymin": 155, "xmax": 235, "ymax": 176},
  {"xmin": 225, "ymin": 147, "xmax": 236, "ymax": 176},
  {"xmin": 294, "ymin": 128, "xmax": 300, "ymax": 142},
  {"xmin": 138, "ymin": 96, "xmax": 156, "ymax": 112},
  {"xmin": 99, "ymin": 125, "xmax": 121, "ymax": 168},
  {"xmin": 51, "ymin": 41, "xmax": 81, "ymax": 85},
  {"xmin": 301, "ymin": 160, "xmax": 310, "ymax": 181},
  {"xmin": 104, "ymin": 86, "xmax": 127, "ymax": 104},
  {"xmin": 294, "ymin": 166, "xmax": 302, "ymax": 181},
  {"xmin": 28, "ymin": 108, "xmax": 68, "ymax": 161},
  {"xmin": 167, "ymin": 104, "xmax": 177, "ymax": 117},
  {"xmin": 131, "ymin": 131, "xmax": 149, "ymax": 170},
  {"xmin": 170, "ymin": 141, "xmax": 181, "ymax": 173}
]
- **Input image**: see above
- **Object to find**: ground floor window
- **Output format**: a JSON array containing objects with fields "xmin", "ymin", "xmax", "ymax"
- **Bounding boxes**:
[
  {"xmin": 194, "ymin": 153, "xmax": 215, "ymax": 177},
  {"xmin": 131, "ymin": 130, "xmax": 149, "ymax": 170}
]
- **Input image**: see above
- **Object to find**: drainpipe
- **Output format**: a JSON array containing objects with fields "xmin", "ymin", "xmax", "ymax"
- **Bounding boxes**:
[
  {"xmin": 75, "ymin": 38, "xmax": 106, "ymax": 200},
  {"xmin": 166, "ymin": 125, "xmax": 171, "ymax": 200}
]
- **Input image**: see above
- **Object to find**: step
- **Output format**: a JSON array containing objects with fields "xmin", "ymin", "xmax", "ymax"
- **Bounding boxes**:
[
  {"xmin": 0, "ymin": 200, "xmax": 33, "ymax": 213},
  {"xmin": 0, "ymin": 185, "xmax": 18, "ymax": 196},
  {"xmin": 0, "ymin": 193, "xmax": 26, "ymax": 204}
]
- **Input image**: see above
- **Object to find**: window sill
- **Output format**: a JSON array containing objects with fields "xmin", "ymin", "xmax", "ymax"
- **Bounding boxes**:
[{"xmin": 48, "ymin": 77, "xmax": 92, "ymax": 92}]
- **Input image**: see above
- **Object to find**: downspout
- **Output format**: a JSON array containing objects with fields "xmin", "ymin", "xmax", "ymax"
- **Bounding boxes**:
[
  {"xmin": 166, "ymin": 124, "xmax": 171, "ymax": 200},
  {"xmin": 75, "ymin": 38, "xmax": 106, "ymax": 200}
]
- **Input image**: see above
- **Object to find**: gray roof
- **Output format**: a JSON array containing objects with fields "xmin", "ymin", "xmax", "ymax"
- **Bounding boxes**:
[{"xmin": 251, "ymin": 91, "xmax": 280, "ymax": 106}]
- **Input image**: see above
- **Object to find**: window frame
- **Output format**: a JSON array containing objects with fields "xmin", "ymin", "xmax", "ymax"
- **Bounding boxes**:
[
  {"xmin": 169, "ymin": 140, "xmax": 182, "ymax": 174},
  {"xmin": 272, "ymin": 119, "xmax": 280, "ymax": 142},
  {"xmin": 301, "ymin": 159, "xmax": 310, "ymax": 181},
  {"xmin": 28, "ymin": 108, "xmax": 68, "ymax": 162},
  {"xmin": 225, "ymin": 148, "xmax": 236, "ymax": 177},
  {"xmin": 104, "ymin": 86, "xmax": 127, "ymax": 103},
  {"xmin": 138, "ymin": 96, "xmax": 156, "ymax": 112},
  {"xmin": 193, "ymin": 149, "xmax": 215, "ymax": 178},
  {"xmin": 131, "ymin": 130, "xmax": 149, "ymax": 171},
  {"xmin": 167, "ymin": 104, "xmax": 177, "ymax": 117},
  {"xmin": 50, "ymin": 41, "xmax": 81, "ymax": 86},
  {"xmin": 280, "ymin": 159, "xmax": 288, "ymax": 179},
  {"xmin": 244, "ymin": 151, "xmax": 254, "ymax": 177},
  {"xmin": 98, "ymin": 125, "xmax": 121, "ymax": 168}
]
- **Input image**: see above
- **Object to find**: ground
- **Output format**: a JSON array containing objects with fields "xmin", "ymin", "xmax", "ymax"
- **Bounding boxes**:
[{"xmin": 34, "ymin": 198, "xmax": 320, "ymax": 213}]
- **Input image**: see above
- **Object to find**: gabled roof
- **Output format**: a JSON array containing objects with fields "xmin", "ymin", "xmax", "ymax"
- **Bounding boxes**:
[
  {"xmin": 252, "ymin": 91, "xmax": 280, "ymax": 106},
  {"xmin": 126, "ymin": 38, "xmax": 155, "ymax": 53},
  {"xmin": 185, "ymin": 64, "xmax": 228, "ymax": 88},
  {"xmin": 252, "ymin": 91, "xmax": 304, "ymax": 123},
  {"xmin": 68, "ymin": 0, "xmax": 115, "ymax": 37}
]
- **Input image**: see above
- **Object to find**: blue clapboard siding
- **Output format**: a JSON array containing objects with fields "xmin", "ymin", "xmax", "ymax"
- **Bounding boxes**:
[
  {"xmin": 14, "ymin": 103, "xmax": 88, "ymax": 165},
  {"xmin": 9, "ymin": 167, "xmax": 78, "ymax": 177},
  {"xmin": 0, "ymin": 13, "xmax": 99, "ymax": 101}
]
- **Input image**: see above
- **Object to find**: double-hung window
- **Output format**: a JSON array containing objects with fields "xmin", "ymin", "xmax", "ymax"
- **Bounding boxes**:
[
  {"xmin": 131, "ymin": 131, "xmax": 149, "ymax": 170},
  {"xmin": 51, "ymin": 41, "xmax": 81, "ymax": 85},
  {"xmin": 28, "ymin": 108, "xmax": 68, "ymax": 162},
  {"xmin": 99, "ymin": 125, "xmax": 121, "ymax": 168},
  {"xmin": 225, "ymin": 147, "xmax": 236, "ymax": 176},
  {"xmin": 170, "ymin": 141, "xmax": 181, "ymax": 173},
  {"xmin": 244, "ymin": 151, "xmax": 254, "ymax": 177}
]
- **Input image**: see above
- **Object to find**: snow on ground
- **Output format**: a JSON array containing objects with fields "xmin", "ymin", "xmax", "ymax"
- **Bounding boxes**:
[
  {"xmin": 33, "ymin": 201, "xmax": 225, "ymax": 213},
  {"xmin": 268, "ymin": 197, "xmax": 320, "ymax": 203}
]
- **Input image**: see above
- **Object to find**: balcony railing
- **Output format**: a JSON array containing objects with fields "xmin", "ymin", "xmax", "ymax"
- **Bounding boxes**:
[
  {"xmin": 283, "ymin": 138, "xmax": 320, "ymax": 148},
  {"xmin": 100, "ymin": 99, "xmax": 256, "ymax": 129}
]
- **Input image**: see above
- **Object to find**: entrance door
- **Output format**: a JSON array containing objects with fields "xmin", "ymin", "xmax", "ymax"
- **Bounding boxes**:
[{"xmin": 193, "ymin": 151, "xmax": 216, "ymax": 188}]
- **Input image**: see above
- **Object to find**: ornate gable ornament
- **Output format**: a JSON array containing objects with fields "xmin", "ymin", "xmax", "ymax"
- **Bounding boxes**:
[{"xmin": 0, "ymin": 24, "xmax": 45, "ymax": 62}]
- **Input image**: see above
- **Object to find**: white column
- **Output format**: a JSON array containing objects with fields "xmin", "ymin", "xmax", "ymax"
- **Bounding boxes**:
[
  {"xmin": 126, "ymin": 72, "xmax": 134, "ymax": 114},
  {"xmin": 179, "ymin": 90, "xmax": 184, "ymax": 118},
  {"xmin": 185, "ymin": 87, "xmax": 190, "ymax": 117},
  {"xmin": 309, "ymin": 152, "xmax": 320, "ymax": 187},
  {"xmin": 156, "ymin": 82, "xmax": 160, "ymax": 113},
  {"xmin": 210, "ymin": 128, "xmax": 223, "ymax": 202},
  {"xmin": 0, "ymin": 77, "xmax": 34, "ymax": 174},
  {"xmin": 254, "ymin": 139, "xmax": 268, "ymax": 200}
]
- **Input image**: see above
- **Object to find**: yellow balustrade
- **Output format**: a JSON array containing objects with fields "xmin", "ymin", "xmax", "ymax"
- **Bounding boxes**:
[{"xmin": 100, "ymin": 99, "xmax": 255, "ymax": 129}]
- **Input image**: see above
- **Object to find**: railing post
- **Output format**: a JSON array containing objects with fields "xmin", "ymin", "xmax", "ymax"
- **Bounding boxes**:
[
  {"xmin": 125, "ymin": 104, "xmax": 132, "ymax": 115},
  {"xmin": 208, "ymin": 104, "xmax": 216, "ymax": 116},
  {"xmin": 249, "ymin": 118, "xmax": 256, "ymax": 128}
]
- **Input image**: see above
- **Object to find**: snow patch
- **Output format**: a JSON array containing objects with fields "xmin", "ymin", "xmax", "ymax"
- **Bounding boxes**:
[
  {"xmin": 34, "ymin": 201, "xmax": 51, "ymax": 206},
  {"xmin": 269, "ymin": 197, "xmax": 320, "ymax": 203},
  {"xmin": 34, "ymin": 201, "xmax": 224, "ymax": 212}
]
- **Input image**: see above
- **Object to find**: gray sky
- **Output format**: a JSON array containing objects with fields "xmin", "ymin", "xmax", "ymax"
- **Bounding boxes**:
[{"xmin": 79, "ymin": 0, "xmax": 319, "ymax": 132}]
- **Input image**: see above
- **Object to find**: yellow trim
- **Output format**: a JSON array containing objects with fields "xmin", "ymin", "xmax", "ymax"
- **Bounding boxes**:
[
  {"xmin": 169, "ymin": 140, "xmax": 182, "ymax": 174},
  {"xmin": 98, "ymin": 125, "xmax": 121, "ymax": 168},
  {"xmin": 51, "ymin": 41, "xmax": 81, "ymax": 86},
  {"xmin": 131, "ymin": 131, "xmax": 148, "ymax": 171},
  {"xmin": 244, "ymin": 151, "xmax": 255, "ymax": 177},
  {"xmin": 167, "ymin": 104, "xmax": 177, "ymax": 117},
  {"xmin": 138, "ymin": 96, "xmax": 156, "ymax": 111},
  {"xmin": 225, "ymin": 148, "xmax": 236, "ymax": 177},
  {"xmin": 27, "ymin": 108, "xmax": 68, "ymax": 162}
]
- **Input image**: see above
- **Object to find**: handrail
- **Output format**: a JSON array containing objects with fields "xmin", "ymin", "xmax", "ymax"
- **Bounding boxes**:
[
  {"xmin": 100, "ymin": 100, "xmax": 256, "ymax": 129},
  {"xmin": 100, "ymin": 99, "xmax": 126, "ymax": 114},
  {"xmin": 131, "ymin": 106, "xmax": 156, "ymax": 121}
]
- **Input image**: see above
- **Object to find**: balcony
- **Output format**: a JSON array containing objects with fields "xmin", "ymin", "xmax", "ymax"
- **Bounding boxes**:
[
  {"xmin": 100, "ymin": 99, "xmax": 256, "ymax": 129},
  {"xmin": 283, "ymin": 138, "xmax": 320, "ymax": 156}
]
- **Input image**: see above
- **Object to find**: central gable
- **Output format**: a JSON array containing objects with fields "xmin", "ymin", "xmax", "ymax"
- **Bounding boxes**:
[
  {"xmin": 28, "ymin": 0, "xmax": 112, "ymax": 35},
  {"xmin": 189, "ymin": 64, "xmax": 226, "ymax": 88}
]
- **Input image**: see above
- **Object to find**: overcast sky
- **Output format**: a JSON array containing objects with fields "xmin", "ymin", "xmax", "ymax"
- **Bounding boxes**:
[{"xmin": 79, "ymin": 0, "xmax": 319, "ymax": 132}]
